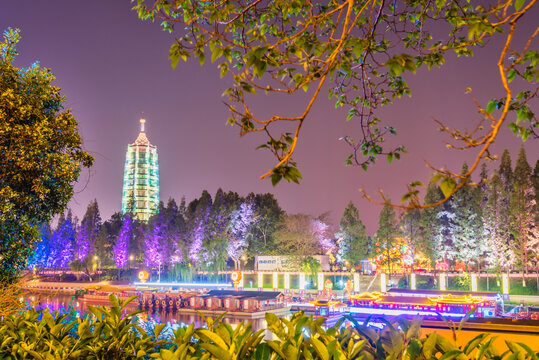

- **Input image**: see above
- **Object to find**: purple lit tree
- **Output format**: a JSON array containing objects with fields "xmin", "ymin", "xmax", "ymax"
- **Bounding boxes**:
[
  {"xmin": 113, "ymin": 214, "xmax": 133, "ymax": 269},
  {"xmin": 186, "ymin": 190, "xmax": 212, "ymax": 267},
  {"xmin": 227, "ymin": 201, "xmax": 257, "ymax": 269},
  {"xmin": 311, "ymin": 215, "xmax": 334, "ymax": 254},
  {"xmin": 188, "ymin": 221, "xmax": 205, "ymax": 265},
  {"xmin": 144, "ymin": 220, "xmax": 170, "ymax": 282}
]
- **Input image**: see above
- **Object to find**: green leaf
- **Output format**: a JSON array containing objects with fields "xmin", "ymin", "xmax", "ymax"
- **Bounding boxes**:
[
  {"xmin": 169, "ymin": 43, "xmax": 180, "ymax": 69},
  {"xmin": 311, "ymin": 337, "xmax": 330, "ymax": 360},
  {"xmin": 438, "ymin": 349, "xmax": 464, "ymax": 360},
  {"xmin": 507, "ymin": 69, "xmax": 517, "ymax": 82},
  {"xmin": 240, "ymin": 82, "xmax": 256, "ymax": 94},
  {"xmin": 440, "ymin": 177, "xmax": 457, "ymax": 197},
  {"xmin": 271, "ymin": 172, "xmax": 281, "ymax": 186},
  {"xmin": 199, "ymin": 343, "xmax": 232, "ymax": 360},
  {"xmin": 422, "ymin": 333, "xmax": 438, "ymax": 358},
  {"xmin": 154, "ymin": 323, "xmax": 166, "ymax": 339},
  {"xmin": 515, "ymin": 0, "xmax": 525, "ymax": 11},
  {"xmin": 486, "ymin": 99, "xmax": 496, "ymax": 114}
]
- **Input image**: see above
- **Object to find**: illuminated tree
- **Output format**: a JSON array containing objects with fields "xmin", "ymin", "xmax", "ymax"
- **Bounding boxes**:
[
  {"xmin": 186, "ymin": 190, "xmax": 212, "ymax": 266},
  {"xmin": 0, "ymin": 28, "xmax": 92, "ymax": 282},
  {"xmin": 27, "ymin": 224, "xmax": 52, "ymax": 269},
  {"xmin": 312, "ymin": 213, "xmax": 334, "ymax": 254},
  {"xmin": 144, "ymin": 220, "xmax": 170, "ymax": 282},
  {"xmin": 447, "ymin": 164, "xmax": 484, "ymax": 270},
  {"xmin": 337, "ymin": 201, "xmax": 369, "ymax": 267},
  {"xmin": 532, "ymin": 160, "xmax": 539, "ymax": 209},
  {"xmin": 113, "ymin": 214, "xmax": 133, "ymax": 269},
  {"xmin": 273, "ymin": 214, "xmax": 321, "ymax": 260},
  {"xmin": 227, "ymin": 201, "xmax": 257, "ymax": 269},
  {"xmin": 377, "ymin": 204, "xmax": 398, "ymax": 273},
  {"xmin": 419, "ymin": 180, "xmax": 444, "ymax": 267},
  {"xmin": 399, "ymin": 209, "xmax": 421, "ymax": 271},
  {"xmin": 248, "ymin": 193, "xmax": 283, "ymax": 254},
  {"xmin": 373, "ymin": 237, "xmax": 411, "ymax": 272},
  {"xmin": 509, "ymin": 146, "xmax": 539, "ymax": 283},
  {"xmin": 135, "ymin": 1, "xmax": 538, "ymax": 209},
  {"xmin": 75, "ymin": 200, "xmax": 101, "ymax": 261},
  {"xmin": 483, "ymin": 172, "xmax": 514, "ymax": 271},
  {"xmin": 50, "ymin": 210, "xmax": 76, "ymax": 268}
]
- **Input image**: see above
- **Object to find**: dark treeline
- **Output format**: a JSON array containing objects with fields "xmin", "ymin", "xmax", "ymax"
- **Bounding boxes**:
[{"xmin": 28, "ymin": 147, "xmax": 538, "ymax": 281}]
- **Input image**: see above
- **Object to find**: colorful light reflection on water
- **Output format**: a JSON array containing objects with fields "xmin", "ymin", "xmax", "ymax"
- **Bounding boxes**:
[{"xmin": 25, "ymin": 293, "xmax": 279, "ymax": 339}]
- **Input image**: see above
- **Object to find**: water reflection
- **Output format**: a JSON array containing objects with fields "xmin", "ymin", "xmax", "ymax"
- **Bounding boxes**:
[{"xmin": 27, "ymin": 293, "xmax": 277, "ymax": 339}]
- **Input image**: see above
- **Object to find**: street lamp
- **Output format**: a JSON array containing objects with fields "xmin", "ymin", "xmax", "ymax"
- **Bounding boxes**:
[{"xmin": 129, "ymin": 255, "xmax": 134, "ymax": 270}]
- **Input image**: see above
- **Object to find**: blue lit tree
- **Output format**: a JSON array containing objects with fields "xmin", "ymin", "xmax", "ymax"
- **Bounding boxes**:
[
  {"xmin": 50, "ymin": 210, "xmax": 76, "ymax": 268},
  {"xmin": 27, "ymin": 224, "xmax": 52, "ymax": 269},
  {"xmin": 75, "ymin": 200, "xmax": 101, "ymax": 261}
]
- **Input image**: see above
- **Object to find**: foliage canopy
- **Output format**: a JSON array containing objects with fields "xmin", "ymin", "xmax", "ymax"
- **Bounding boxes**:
[
  {"xmin": 0, "ymin": 28, "xmax": 93, "ymax": 282},
  {"xmin": 134, "ymin": 0, "xmax": 538, "ymax": 208}
]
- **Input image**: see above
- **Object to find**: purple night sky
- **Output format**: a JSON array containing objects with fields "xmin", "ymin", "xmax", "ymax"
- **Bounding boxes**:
[{"xmin": 2, "ymin": 1, "xmax": 537, "ymax": 233}]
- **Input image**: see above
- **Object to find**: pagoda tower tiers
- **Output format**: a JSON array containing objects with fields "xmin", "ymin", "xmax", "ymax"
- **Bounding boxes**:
[{"xmin": 121, "ymin": 118, "xmax": 159, "ymax": 221}]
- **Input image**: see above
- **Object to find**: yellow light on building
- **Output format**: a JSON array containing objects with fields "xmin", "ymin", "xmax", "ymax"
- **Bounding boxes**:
[
  {"xmin": 284, "ymin": 272, "xmax": 290, "ymax": 289},
  {"xmin": 502, "ymin": 273, "xmax": 509, "ymax": 294},
  {"xmin": 353, "ymin": 273, "xmax": 360, "ymax": 292},
  {"xmin": 471, "ymin": 273, "xmax": 477, "ymax": 292},
  {"xmin": 318, "ymin": 273, "xmax": 324, "ymax": 291},
  {"xmin": 381, "ymin": 273, "xmax": 387, "ymax": 292},
  {"xmin": 239, "ymin": 272, "xmax": 244, "ymax": 288},
  {"xmin": 440, "ymin": 273, "xmax": 446, "ymax": 291},
  {"xmin": 273, "ymin": 272, "xmax": 278, "ymax": 289},
  {"xmin": 411, "ymin": 273, "xmax": 416, "ymax": 290},
  {"xmin": 258, "ymin": 272, "xmax": 263, "ymax": 288},
  {"xmin": 300, "ymin": 273, "xmax": 306, "ymax": 290}
]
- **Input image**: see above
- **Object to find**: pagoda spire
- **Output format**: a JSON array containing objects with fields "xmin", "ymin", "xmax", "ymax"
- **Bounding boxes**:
[{"xmin": 140, "ymin": 118, "xmax": 146, "ymax": 132}]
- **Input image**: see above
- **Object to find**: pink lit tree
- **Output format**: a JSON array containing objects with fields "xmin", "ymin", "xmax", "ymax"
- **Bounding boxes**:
[{"xmin": 311, "ymin": 215, "xmax": 334, "ymax": 254}]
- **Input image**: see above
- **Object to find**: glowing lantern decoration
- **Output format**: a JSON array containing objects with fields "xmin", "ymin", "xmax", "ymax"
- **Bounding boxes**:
[
  {"xmin": 138, "ymin": 270, "xmax": 149, "ymax": 283},
  {"xmin": 324, "ymin": 279, "xmax": 333, "ymax": 297},
  {"xmin": 231, "ymin": 271, "xmax": 242, "ymax": 291},
  {"xmin": 345, "ymin": 279, "xmax": 353, "ymax": 294}
]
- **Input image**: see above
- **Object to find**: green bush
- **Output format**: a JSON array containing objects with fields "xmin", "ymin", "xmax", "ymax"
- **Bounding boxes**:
[{"xmin": 0, "ymin": 295, "xmax": 538, "ymax": 359}]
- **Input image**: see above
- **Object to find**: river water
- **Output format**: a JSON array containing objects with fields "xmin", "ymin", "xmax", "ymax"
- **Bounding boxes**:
[{"xmin": 25, "ymin": 292, "xmax": 278, "ymax": 338}]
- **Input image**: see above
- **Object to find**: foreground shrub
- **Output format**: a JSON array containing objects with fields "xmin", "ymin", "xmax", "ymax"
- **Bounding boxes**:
[
  {"xmin": 0, "ymin": 282, "xmax": 25, "ymax": 318},
  {"xmin": 0, "ymin": 295, "xmax": 537, "ymax": 359}
]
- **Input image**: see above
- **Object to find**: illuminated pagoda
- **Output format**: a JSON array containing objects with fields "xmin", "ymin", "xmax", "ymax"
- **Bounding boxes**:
[{"xmin": 121, "ymin": 118, "xmax": 159, "ymax": 221}]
